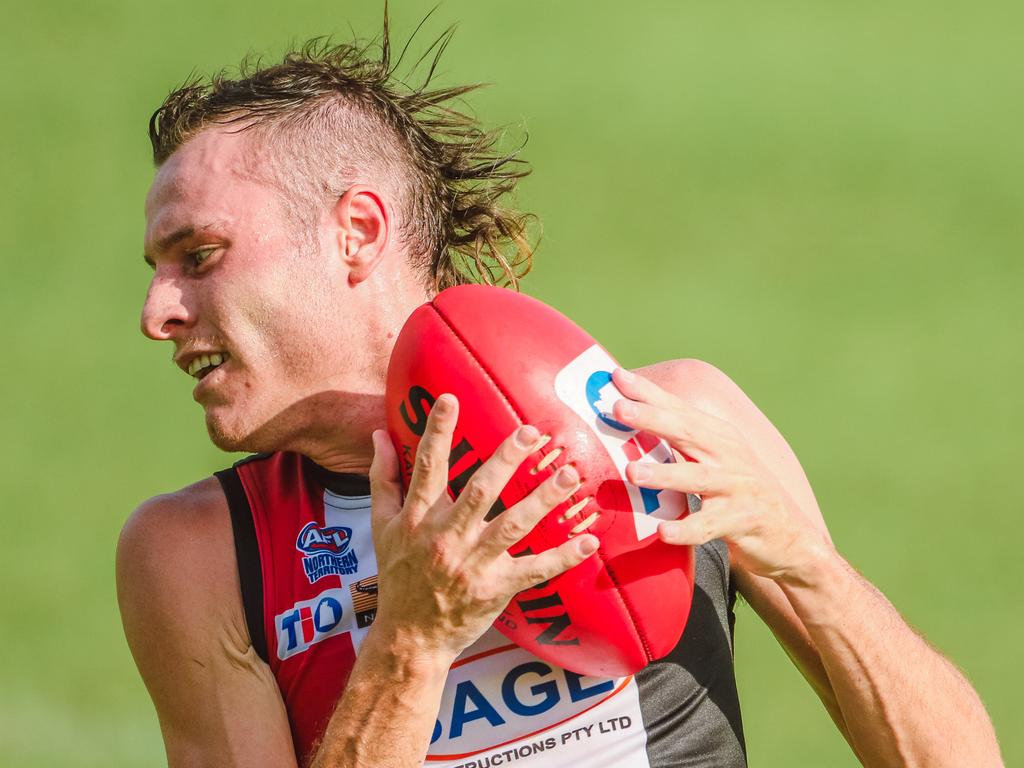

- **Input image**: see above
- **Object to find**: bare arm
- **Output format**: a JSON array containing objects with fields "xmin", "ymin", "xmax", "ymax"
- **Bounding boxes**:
[
  {"xmin": 116, "ymin": 479, "xmax": 298, "ymax": 768},
  {"xmin": 618, "ymin": 360, "xmax": 1002, "ymax": 767},
  {"xmin": 781, "ymin": 545, "xmax": 1000, "ymax": 767}
]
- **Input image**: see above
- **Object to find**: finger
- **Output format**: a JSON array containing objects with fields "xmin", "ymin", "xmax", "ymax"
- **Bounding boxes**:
[
  {"xmin": 658, "ymin": 509, "xmax": 743, "ymax": 546},
  {"xmin": 404, "ymin": 393, "xmax": 459, "ymax": 517},
  {"xmin": 440, "ymin": 423, "xmax": 544, "ymax": 531},
  {"xmin": 474, "ymin": 464, "xmax": 580, "ymax": 558},
  {"xmin": 369, "ymin": 429, "xmax": 403, "ymax": 522},
  {"xmin": 612, "ymin": 367, "xmax": 685, "ymax": 412},
  {"xmin": 612, "ymin": 397, "xmax": 734, "ymax": 463},
  {"xmin": 612, "ymin": 367, "xmax": 742, "ymax": 460},
  {"xmin": 512, "ymin": 535, "xmax": 599, "ymax": 591},
  {"xmin": 626, "ymin": 459, "xmax": 734, "ymax": 497}
]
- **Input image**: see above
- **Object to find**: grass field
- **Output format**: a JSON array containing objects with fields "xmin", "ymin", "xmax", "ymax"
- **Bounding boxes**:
[{"xmin": 1, "ymin": 1, "xmax": 1021, "ymax": 765}]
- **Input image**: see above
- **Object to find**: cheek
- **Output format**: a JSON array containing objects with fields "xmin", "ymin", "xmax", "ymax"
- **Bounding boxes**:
[{"xmin": 255, "ymin": 268, "xmax": 346, "ymax": 374}]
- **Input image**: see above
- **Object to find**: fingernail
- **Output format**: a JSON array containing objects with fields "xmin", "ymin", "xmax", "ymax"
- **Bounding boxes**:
[
  {"xmin": 616, "ymin": 367, "xmax": 635, "ymax": 384},
  {"xmin": 554, "ymin": 464, "xmax": 579, "ymax": 489},
  {"xmin": 657, "ymin": 522, "xmax": 677, "ymax": 543},
  {"xmin": 434, "ymin": 394, "xmax": 454, "ymax": 415},
  {"xmin": 515, "ymin": 424, "xmax": 540, "ymax": 448},
  {"xmin": 630, "ymin": 462, "xmax": 651, "ymax": 483},
  {"xmin": 578, "ymin": 535, "xmax": 598, "ymax": 555},
  {"xmin": 616, "ymin": 400, "xmax": 636, "ymax": 420}
]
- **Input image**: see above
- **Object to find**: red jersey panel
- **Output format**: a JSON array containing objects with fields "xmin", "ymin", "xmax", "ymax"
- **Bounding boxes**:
[{"xmin": 224, "ymin": 453, "xmax": 374, "ymax": 764}]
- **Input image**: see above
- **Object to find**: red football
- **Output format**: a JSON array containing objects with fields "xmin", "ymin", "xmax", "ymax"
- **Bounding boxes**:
[{"xmin": 385, "ymin": 284, "xmax": 695, "ymax": 677}]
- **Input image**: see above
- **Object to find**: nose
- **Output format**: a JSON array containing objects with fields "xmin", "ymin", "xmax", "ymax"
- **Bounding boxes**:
[{"xmin": 140, "ymin": 271, "xmax": 192, "ymax": 340}]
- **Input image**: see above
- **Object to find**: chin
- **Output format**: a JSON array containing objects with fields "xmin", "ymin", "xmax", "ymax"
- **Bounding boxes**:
[
  {"xmin": 205, "ymin": 420, "xmax": 252, "ymax": 453},
  {"xmin": 204, "ymin": 406, "xmax": 295, "ymax": 456},
  {"xmin": 205, "ymin": 410, "xmax": 264, "ymax": 454}
]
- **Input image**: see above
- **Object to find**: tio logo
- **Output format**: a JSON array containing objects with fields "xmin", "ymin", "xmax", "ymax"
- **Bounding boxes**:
[{"xmin": 275, "ymin": 589, "xmax": 347, "ymax": 660}]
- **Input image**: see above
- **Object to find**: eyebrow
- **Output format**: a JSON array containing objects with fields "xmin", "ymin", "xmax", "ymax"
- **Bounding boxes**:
[{"xmin": 142, "ymin": 225, "xmax": 196, "ymax": 267}]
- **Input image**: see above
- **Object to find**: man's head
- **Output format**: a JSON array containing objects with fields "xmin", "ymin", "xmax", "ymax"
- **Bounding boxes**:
[{"xmin": 141, "ymin": 28, "xmax": 535, "ymax": 462}]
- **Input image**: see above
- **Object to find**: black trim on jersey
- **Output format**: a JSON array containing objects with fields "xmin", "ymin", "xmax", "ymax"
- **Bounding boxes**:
[
  {"xmin": 303, "ymin": 455, "xmax": 371, "ymax": 496},
  {"xmin": 215, "ymin": 466, "xmax": 269, "ymax": 664},
  {"xmin": 727, "ymin": 581, "xmax": 738, "ymax": 648}
]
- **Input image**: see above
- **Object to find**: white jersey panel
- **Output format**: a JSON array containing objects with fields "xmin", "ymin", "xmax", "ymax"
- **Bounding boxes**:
[{"xmin": 324, "ymin": 490, "xmax": 652, "ymax": 768}]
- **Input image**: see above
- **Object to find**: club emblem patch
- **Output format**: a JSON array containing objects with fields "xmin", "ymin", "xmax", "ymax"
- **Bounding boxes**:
[{"xmin": 296, "ymin": 521, "xmax": 359, "ymax": 584}]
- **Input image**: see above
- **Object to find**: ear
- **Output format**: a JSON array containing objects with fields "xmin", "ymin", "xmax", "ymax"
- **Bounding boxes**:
[{"xmin": 332, "ymin": 185, "xmax": 390, "ymax": 286}]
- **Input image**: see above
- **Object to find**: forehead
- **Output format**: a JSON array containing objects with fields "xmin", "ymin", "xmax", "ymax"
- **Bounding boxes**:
[{"xmin": 144, "ymin": 129, "xmax": 282, "ymax": 248}]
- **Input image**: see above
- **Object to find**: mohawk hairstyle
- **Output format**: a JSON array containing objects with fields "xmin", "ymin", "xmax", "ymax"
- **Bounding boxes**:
[{"xmin": 148, "ymin": 12, "xmax": 535, "ymax": 291}]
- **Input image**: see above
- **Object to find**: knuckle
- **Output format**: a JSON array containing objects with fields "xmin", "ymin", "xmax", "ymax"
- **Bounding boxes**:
[
  {"xmin": 735, "ymin": 473, "xmax": 758, "ymax": 495},
  {"xmin": 498, "ymin": 435, "xmax": 526, "ymax": 464},
  {"xmin": 409, "ymin": 485, "xmax": 435, "ymax": 510},
  {"xmin": 525, "ymin": 570, "xmax": 548, "ymax": 589},
  {"xmin": 473, "ymin": 582, "xmax": 501, "ymax": 605},
  {"xmin": 524, "ymin": 562, "xmax": 552, "ymax": 587},
  {"xmin": 672, "ymin": 415, "xmax": 693, "ymax": 442},
  {"xmin": 461, "ymin": 477, "xmax": 491, "ymax": 509},
  {"xmin": 559, "ymin": 547, "xmax": 583, "ymax": 570},
  {"xmin": 451, "ymin": 564, "xmax": 474, "ymax": 591},
  {"xmin": 693, "ymin": 464, "xmax": 714, "ymax": 493},
  {"xmin": 746, "ymin": 512, "xmax": 765, "ymax": 537},
  {"xmin": 541, "ymin": 478, "xmax": 569, "ymax": 505},
  {"xmin": 428, "ymin": 537, "xmax": 459, "ymax": 573},
  {"xmin": 636, "ymin": 462, "xmax": 660, "ymax": 485},
  {"xmin": 500, "ymin": 514, "xmax": 531, "ymax": 543},
  {"xmin": 401, "ymin": 515, "xmax": 419, "ymax": 537},
  {"xmin": 415, "ymin": 449, "xmax": 436, "ymax": 474}
]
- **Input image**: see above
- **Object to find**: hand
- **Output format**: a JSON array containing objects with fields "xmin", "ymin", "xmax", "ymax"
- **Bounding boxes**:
[
  {"xmin": 368, "ymin": 393, "xmax": 599, "ymax": 661},
  {"xmin": 610, "ymin": 368, "xmax": 833, "ymax": 585}
]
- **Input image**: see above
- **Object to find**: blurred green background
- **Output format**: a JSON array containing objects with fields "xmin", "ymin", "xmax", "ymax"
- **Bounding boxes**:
[{"xmin": 2, "ymin": 1, "xmax": 1021, "ymax": 765}]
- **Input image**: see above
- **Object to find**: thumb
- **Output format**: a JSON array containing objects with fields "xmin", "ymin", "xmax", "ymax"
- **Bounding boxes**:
[{"xmin": 369, "ymin": 429, "xmax": 404, "ymax": 535}]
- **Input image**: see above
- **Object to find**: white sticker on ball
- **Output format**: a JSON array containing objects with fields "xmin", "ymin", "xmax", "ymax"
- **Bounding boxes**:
[{"xmin": 553, "ymin": 345, "xmax": 688, "ymax": 539}]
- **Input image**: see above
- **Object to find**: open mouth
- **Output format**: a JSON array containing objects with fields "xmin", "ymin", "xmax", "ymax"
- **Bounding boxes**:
[{"xmin": 187, "ymin": 352, "xmax": 229, "ymax": 380}]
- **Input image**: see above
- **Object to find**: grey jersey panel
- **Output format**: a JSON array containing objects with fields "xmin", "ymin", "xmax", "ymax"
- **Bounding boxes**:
[{"xmin": 636, "ymin": 539, "xmax": 746, "ymax": 767}]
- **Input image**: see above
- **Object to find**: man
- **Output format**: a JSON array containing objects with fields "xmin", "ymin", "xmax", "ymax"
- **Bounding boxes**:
[{"xmin": 117, "ymin": 29, "xmax": 1002, "ymax": 768}]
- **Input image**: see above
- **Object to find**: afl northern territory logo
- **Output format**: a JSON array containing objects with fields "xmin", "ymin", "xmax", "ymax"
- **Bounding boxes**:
[{"xmin": 296, "ymin": 521, "xmax": 359, "ymax": 584}]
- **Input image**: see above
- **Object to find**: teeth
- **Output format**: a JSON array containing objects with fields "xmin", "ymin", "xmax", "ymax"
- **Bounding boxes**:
[{"xmin": 186, "ymin": 352, "xmax": 228, "ymax": 378}]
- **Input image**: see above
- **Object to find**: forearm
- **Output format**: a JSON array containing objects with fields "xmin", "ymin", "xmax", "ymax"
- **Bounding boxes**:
[
  {"xmin": 310, "ymin": 623, "xmax": 451, "ymax": 768},
  {"xmin": 780, "ymin": 549, "xmax": 1002, "ymax": 767}
]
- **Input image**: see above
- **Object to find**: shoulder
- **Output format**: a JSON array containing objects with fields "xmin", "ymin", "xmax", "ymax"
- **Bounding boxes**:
[
  {"xmin": 117, "ymin": 476, "xmax": 233, "ymax": 585},
  {"xmin": 116, "ymin": 475, "xmax": 245, "ymax": 644}
]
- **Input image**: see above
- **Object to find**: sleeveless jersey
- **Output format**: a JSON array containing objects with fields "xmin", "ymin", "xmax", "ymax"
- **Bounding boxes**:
[{"xmin": 215, "ymin": 452, "xmax": 746, "ymax": 768}]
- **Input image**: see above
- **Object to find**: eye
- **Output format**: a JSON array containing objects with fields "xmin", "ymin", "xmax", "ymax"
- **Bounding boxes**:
[{"xmin": 189, "ymin": 246, "xmax": 219, "ymax": 269}]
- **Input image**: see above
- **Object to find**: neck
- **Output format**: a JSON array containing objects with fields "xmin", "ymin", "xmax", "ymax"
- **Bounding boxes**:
[
  {"xmin": 282, "ymin": 387, "xmax": 387, "ymax": 475},
  {"xmin": 269, "ymin": 260, "xmax": 433, "ymax": 474}
]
